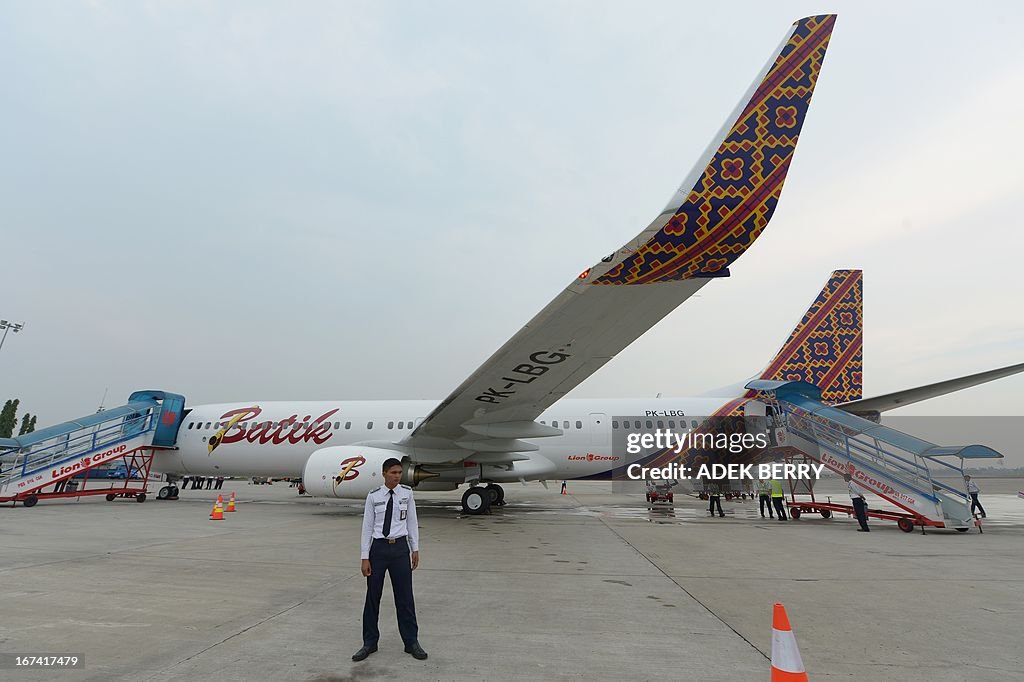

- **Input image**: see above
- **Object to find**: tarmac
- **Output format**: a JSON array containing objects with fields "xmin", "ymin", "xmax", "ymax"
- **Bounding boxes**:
[{"xmin": 2, "ymin": 478, "xmax": 1023, "ymax": 681}]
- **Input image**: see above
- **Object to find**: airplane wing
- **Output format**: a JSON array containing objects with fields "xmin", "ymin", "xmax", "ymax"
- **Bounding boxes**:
[
  {"xmin": 404, "ymin": 15, "xmax": 837, "ymax": 461},
  {"xmin": 838, "ymin": 361, "xmax": 1024, "ymax": 415}
]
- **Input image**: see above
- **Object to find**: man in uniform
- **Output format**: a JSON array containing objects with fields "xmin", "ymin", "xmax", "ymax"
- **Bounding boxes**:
[
  {"xmin": 770, "ymin": 478, "xmax": 788, "ymax": 520},
  {"xmin": 757, "ymin": 478, "xmax": 774, "ymax": 519},
  {"xmin": 965, "ymin": 475, "xmax": 986, "ymax": 518},
  {"xmin": 844, "ymin": 473, "xmax": 870, "ymax": 532},
  {"xmin": 352, "ymin": 458, "xmax": 427, "ymax": 662},
  {"xmin": 707, "ymin": 481, "xmax": 724, "ymax": 517}
]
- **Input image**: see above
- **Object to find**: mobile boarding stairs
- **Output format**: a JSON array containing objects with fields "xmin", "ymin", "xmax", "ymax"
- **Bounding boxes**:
[
  {"xmin": 746, "ymin": 380, "xmax": 1001, "ymax": 533},
  {"xmin": 0, "ymin": 391, "xmax": 185, "ymax": 508}
]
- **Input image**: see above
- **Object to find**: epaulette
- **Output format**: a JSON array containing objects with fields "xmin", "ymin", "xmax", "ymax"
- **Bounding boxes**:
[
  {"xmin": 370, "ymin": 486, "xmax": 383, "ymax": 494},
  {"xmin": 400, "ymin": 484, "xmax": 412, "ymax": 490}
]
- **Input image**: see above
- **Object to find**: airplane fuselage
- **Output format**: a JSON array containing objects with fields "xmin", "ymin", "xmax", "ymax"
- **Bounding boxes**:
[{"xmin": 156, "ymin": 396, "xmax": 736, "ymax": 483}]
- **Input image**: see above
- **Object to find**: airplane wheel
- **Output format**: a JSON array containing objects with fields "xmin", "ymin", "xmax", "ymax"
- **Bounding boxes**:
[
  {"xmin": 158, "ymin": 486, "xmax": 171, "ymax": 500},
  {"xmin": 820, "ymin": 509, "xmax": 832, "ymax": 518},
  {"xmin": 461, "ymin": 487, "xmax": 491, "ymax": 515},
  {"xmin": 897, "ymin": 518, "xmax": 914, "ymax": 533},
  {"xmin": 790, "ymin": 507, "xmax": 801, "ymax": 520},
  {"xmin": 485, "ymin": 484, "xmax": 505, "ymax": 506},
  {"xmin": 23, "ymin": 495, "xmax": 38, "ymax": 508},
  {"xmin": 136, "ymin": 493, "xmax": 147, "ymax": 503},
  {"xmin": 106, "ymin": 494, "xmax": 117, "ymax": 502}
]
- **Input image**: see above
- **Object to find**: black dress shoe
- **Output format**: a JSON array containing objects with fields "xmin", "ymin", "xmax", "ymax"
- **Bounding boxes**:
[
  {"xmin": 352, "ymin": 645, "xmax": 377, "ymax": 661},
  {"xmin": 404, "ymin": 642, "xmax": 428, "ymax": 660}
]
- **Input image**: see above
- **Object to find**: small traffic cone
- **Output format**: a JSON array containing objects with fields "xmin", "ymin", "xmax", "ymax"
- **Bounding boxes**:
[
  {"xmin": 210, "ymin": 499, "xmax": 224, "ymax": 521},
  {"xmin": 771, "ymin": 603, "xmax": 808, "ymax": 681},
  {"xmin": 226, "ymin": 491, "xmax": 236, "ymax": 512}
]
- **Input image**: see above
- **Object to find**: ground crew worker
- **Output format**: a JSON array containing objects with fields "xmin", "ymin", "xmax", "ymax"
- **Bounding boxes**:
[
  {"xmin": 708, "ymin": 482, "xmax": 724, "ymax": 517},
  {"xmin": 757, "ymin": 478, "xmax": 774, "ymax": 518},
  {"xmin": 560, "ymin": 480, "xmax": 567, "ymax": 495},
  {"xmin": 965, "ymin": 475, "xmax": 986, "ymax": 518},
  {"xmin": 352, "ymin": 458, "xmax": 427, "ymax": 662},
  {"xmin": 770, "ymin": 478, "xmax": 787, "ymax": 520},
  {"xmin": 844, "ymin": 473, "xmax": 870, "ymax": 532}
]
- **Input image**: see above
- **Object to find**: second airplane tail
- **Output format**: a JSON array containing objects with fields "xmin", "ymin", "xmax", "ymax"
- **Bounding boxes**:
[{"xmin": 758, "ymin": 269, "xmax": 863, "ymax": 404}]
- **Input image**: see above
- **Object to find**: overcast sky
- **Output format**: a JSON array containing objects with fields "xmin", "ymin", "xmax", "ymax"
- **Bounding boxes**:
[{"xmin": 2, "ymin": 1, "xmax": 1023, "ymax": 431}]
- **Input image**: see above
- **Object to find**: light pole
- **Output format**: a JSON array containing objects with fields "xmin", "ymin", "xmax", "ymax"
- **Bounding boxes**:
[{"xmin": 0, "ymin": 320, "xmax": 25, "ymax": 352}]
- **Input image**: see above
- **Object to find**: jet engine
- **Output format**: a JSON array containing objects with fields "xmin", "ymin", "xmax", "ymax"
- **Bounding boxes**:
[{"xmin": 301, "ymin": 446, "xmax": 436, "ymax": 498}]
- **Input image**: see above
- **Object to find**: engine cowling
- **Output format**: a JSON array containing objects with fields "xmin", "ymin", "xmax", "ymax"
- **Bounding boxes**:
[
  {"xmin": 302, "ymin": 446, "xmax": 396, "ymax": 498},
  {"xmin": 302, "ymin": 446, "xmax": 437, "ymax": 498}
]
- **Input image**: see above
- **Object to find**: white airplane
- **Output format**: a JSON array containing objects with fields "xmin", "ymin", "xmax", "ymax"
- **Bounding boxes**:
[{"xmin": 152, "ymin": 15, "xmax": 1024, "ymax": 513}]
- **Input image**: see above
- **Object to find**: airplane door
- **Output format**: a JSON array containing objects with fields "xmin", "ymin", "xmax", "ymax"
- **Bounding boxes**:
[{"xmin": 589, "ymin": 413, "xmax": 609, "ymax": 448}]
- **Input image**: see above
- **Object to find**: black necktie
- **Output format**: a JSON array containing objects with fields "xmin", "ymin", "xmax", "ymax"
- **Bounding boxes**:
[{"xmin": 382, "ymin": 490, "xmax": 394, "ymax": 537}]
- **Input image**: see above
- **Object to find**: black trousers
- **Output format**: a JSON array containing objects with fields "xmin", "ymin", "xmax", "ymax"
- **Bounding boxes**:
[
  {"xmin": 970, "ymin": 493, "xmax": 986, "ymax": 517},
  {"xmin": 772, "ymin": 497, "xmax": 787, "ymax": 520},
  {"xmin": 709, "ymin": 495, "xmax": 723, "ymax": 515},
  {"xmin": 852, "ymin": 497, "xmax": 870, "ymax": 530},
  {"xmin": 363, "ymin": 537, "xmax": 418, "ymax": 647},
  {"xmin": 759, "ymin": 494, "xmax": 774, "ymax": 517}
]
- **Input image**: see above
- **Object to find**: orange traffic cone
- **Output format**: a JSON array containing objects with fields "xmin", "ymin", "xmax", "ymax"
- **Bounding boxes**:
[
  {"xmin": 210, "ymin": 499, "xmax": 224, "ymax": 521},
  {"xmin": 226, "ymin": 491, "xmax": 236, "ymax": 512},
  {"xmin": 771, "ymin": 603, "xmax": 808, "ymax": 681}
]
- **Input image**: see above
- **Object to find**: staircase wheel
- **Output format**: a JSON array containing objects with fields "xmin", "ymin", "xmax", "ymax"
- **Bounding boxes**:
[
  {"xmin": 106, "ymin": 493, "xmax": 117, "ymax": 502},
  {"xmin": 790, "ymin": 507, "xmax": 801, "ymax": 520},
  {"xmin": 23, "ymin": 495, "xmax": 39, "ymax": 508},
  {"xmin": 136, "ymin": 493, "xmax": 147, "ymax": 503},
  {"xmin": 820, "ymin": 509, "xmax": 832, "ymax": 519},
  {"xmin": 897, "ymin": 518, "xmax": 914, "ymax": 533},
  {"xmin": 956, "ymin": 527, "xmax": 969, "ymax": 533}
]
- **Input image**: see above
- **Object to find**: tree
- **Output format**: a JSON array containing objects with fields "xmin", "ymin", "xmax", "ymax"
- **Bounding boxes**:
[
  {"xmin": 0, "ymin": 399, "xmax": 19, "ymax": 438},
  {"xmin": 18, "ymin": 413, "xmax": 35, "ymax": 436}
]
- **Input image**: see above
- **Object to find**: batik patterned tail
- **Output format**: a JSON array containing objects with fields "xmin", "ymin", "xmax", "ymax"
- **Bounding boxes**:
[{"xmin": 759, "ymin": 270, "xmax": 863, "ymax": 403}]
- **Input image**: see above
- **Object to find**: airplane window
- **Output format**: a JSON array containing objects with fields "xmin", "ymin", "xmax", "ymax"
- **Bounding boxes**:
[
  {"xmin": 397, "ymin": 421, "xmax": 404, "ymax": 429},
  {"xmin": 562, "ymin": 421, "xmax": 569, "ymax": 429},
  {"xmin": 612, "ymin": 421, "xmax": 618, "ymax": 429},
  {"xmin": 187, "ymin": 423, "xmax": 194, "ymax": 430},
  {"xmin": 691, "ymin": 420, "xmax": 698, "ymax": 428},
  {"xmin": 205, "ymin": 422, "xmax": 212, "ymax": 429},
  {"xmin": 387, "ymin": 421, "xmax": 394, "ymax": 430},
  {"xmin": 668, "ymin": 420, "xmax": 675, "ymax": 429},
  {"xmin": 657, "ymin": 420, "xmax": 664, "ymax": 429},
  {"xmin": 539, "ymin": 421, "xmax": 545, "ymax": 425},
  {"xmin": 367, "ymin": 422, "xmax": 373, "ymax": 429},
  {"xmin": 345, "ymin": 421, "xmax": 351, "ymax": 429},
  {"xmin": 646, "ymin": 420, "xmax": 653, "ymax": 429},
  {"xmin": 333, "ymin": 422, "xmax": 339, "ymax": 429},
  {"xmin": 575, "ymin": 421, "xmax": 582, "ymax": 429},
  {"xmin": 634, "ymin": 420, "xmax": 641, "ymax": 429}
]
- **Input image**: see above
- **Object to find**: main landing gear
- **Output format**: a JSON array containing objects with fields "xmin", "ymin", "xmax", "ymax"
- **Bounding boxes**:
[
  {"xmin": 157, "ymin": 485, "xmax": 180, "ymax": 500},
  {"xmin": 461, "ymin": 484, "xmax": 505, "ymax": 515}
]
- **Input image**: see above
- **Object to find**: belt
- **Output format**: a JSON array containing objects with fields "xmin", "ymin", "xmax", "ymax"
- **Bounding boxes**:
[{"xmin": 374, "ymin": 536, "xmax": 407, "ymax": 545}]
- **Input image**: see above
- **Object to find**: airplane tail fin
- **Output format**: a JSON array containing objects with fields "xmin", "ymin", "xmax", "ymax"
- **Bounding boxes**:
[{"xmin": 759, "ymin": 270, "xmax": 863, "ymax": 403}]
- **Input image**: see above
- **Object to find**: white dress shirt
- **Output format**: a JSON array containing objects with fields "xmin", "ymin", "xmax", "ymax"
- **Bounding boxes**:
[
  {"xmin": 848, "ymin": 480, "xmax": 867, "ymax": 500},
  {"xmin": 360, "ymin": 484, "xmax": 420, "ymax": 560},
  {"xmin": 967, "ymin": 480, "xmax": 980, "ymax": 494}
]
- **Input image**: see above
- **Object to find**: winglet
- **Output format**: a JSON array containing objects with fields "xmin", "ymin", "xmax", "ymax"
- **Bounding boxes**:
[{"xmin": 593, "ymin": 15, "xmax": 836, "ymax": 286}]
